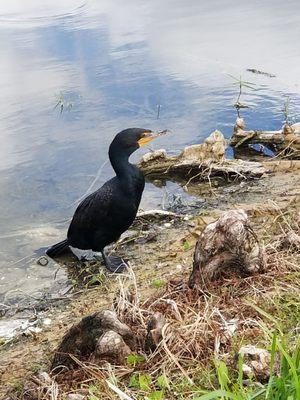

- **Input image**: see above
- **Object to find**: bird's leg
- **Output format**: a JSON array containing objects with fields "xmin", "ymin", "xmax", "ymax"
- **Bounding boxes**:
[
  {"xmin": 101, "ymin": 250, "xmax": 127, "ymax": 273},
  {"xmin": 69, "ymin": 246, "xmax": 96, "ymax": 261},
  {"xmin": 92, "ymin": 251, "xmax": 103, "ymax": 262}
]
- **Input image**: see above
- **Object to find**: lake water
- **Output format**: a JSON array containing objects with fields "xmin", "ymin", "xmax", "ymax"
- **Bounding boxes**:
[{"xmin": 0, "ymin": 0, "xmax": 300, "ymax": 306}]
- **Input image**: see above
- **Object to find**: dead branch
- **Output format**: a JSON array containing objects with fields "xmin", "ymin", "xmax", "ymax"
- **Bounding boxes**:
[
  {"xmin": 138, "ymin": 130, "xmax": 268, "ymax": 181},
  {"xmin": 230, "ymin": 118, "xmax": 300, "ymax": 158}
]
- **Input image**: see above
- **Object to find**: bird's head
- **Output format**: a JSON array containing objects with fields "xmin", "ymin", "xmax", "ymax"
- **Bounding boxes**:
[{"xmin": 109, "ymin": 128, "xmax": 160, "ymax": 158}]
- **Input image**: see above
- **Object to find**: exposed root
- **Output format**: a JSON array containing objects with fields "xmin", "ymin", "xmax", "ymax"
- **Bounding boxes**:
[
  {"xmin": 189, "ymin": 209, "xmax": 265, "ymax": 287},
  {"xmin": 51, "ymin": 310, "xmax": 135, "ymax": 372}
]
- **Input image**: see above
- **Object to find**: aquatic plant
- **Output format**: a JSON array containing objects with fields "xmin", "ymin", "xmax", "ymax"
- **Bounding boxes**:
[
  {"xmin": 54, "ymin": 91, "xmax": 73, "ymax": 114},
  {"xmin": 228, "ymin": 74, "xmax": 256, "ymax": 116}
]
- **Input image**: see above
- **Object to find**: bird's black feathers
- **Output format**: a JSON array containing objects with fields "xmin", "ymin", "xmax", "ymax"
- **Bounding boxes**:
[
  {"xmin": 46, "ymin": 239, "xmax": 69, "ymax": 257},
  {"xmin": 67, "ymin": 174, "xmax": 144, "ymax": 251},
  {"xmin": 46, "ymin": 128, "xmax": 152, "ymax": 269}
]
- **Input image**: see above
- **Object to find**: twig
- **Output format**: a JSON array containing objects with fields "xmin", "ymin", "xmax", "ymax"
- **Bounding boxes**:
[
  {"xmin": 161, "ymin": 324, "xmax": 194, "ymax": 385},
  {"xmin": 106, "ymin": 380, "xmax": 135, "ymax": 400}
]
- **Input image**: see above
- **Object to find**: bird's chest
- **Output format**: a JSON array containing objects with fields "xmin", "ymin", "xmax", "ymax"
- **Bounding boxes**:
[
  {"xmin": 107, "ymin": 173, "xmax": 144, "ymax": 231},
  {"xmin": 103, "ymin": 200, "xmax": 135, "ymax": 241},
  {"xmin": 111, "ymin": 192, "xmax": 138, "ymax": 222}
]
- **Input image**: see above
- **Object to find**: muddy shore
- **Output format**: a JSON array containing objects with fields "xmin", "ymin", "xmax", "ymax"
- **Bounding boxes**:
[{"xmin": 0, "ymin": 155, "xmax": 299, "ymax": 396}]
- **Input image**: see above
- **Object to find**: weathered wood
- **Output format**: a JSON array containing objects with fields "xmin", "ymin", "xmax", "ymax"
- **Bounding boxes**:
[
  {"xmin": 262, "ymin": 159, "xmax": 300, "ymax": 172},
  {"xmin": 189, "ymin": 210, "xmax": 265, "ymax": 288},
  {"xmin": 51, "ymin": 310, "xmax": 135, "ymax": 371},
  {"xmin": 92, "ymin": 330, "xmax": 132, "ymax": 364},
  {"xmin": 138, "ymin": 130, "xmax": 268, "ymax": 181},
  {"xmin": 230, "ymin": 118, "xmax": 300, "ymax": 157}
]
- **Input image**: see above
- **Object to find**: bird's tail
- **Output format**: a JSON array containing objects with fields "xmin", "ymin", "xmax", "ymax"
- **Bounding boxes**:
[{"xmin": 46, "ymin": 239, "xmax": 69, "ymax": 258}]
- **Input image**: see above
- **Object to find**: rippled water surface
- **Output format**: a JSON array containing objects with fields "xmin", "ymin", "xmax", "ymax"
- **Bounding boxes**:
[{"xmin": 0, "ymin": 0, "xmax": 300, "ymax": 301}]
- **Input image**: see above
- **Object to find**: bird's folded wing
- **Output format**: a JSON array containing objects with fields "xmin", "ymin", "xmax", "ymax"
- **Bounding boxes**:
[{"xmin": 69, "ymin": 181, "xmax": 114, "ymax": 231}]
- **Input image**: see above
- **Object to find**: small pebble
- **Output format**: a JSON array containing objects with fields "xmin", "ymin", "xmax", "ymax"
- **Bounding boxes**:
[
  {"xmin": 37, "ymin": 256, "xmax": 49, "ymax": 266},
  {"xmin": 37, "ymin": 371, "xmax": 52, "ymax": 384},
  {"xmin": 25, "ymin": 326, "xmax": 43, "ymax": 335},
  {"xmin": 67, "ymin": 394, "xmax": 86, "ymax": 400},
  {"xmin": 43, "ymin": 318, "xmax": 52, "ymax": 326},
  {"xmin": 164, "ymin": 223, "xmax": 171, "ymax": 228}
]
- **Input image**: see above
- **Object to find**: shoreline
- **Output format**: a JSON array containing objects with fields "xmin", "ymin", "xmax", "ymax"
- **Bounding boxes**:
[{"xmin": 0, "ymin": 158, "xmax": 299, "ymax": 396}]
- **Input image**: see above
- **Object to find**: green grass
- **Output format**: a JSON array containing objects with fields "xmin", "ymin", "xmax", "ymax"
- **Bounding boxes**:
[
  {"xmin": 195, "ymin": 333, "xmax": 300, "ymax": 400},
  {"xmin": 106, "ymin": 332, "xmax": 299, "ymax": 400},
  {"xmin": 151, "ymin": 279, "xmax": 166, "ymax": 288}
]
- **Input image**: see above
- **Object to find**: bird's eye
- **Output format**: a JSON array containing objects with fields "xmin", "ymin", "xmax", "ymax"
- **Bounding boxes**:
[{"xmin": 138, "ymin": 131, "xmax": 156, "ymax": 147}]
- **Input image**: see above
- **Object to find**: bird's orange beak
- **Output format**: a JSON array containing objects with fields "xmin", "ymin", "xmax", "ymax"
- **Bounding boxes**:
[
  {"xmin": 138, "ymin": 130, "xmax": 169, "ymax": 147},
  {"xmin": 138, "ymin": 131, "xmax": 156, "ymax": 147}
]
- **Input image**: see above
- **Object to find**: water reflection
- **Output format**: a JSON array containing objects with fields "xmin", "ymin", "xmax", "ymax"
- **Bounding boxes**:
[{"xmin": 0, "ymin": 0, "xmax": 299, "ymax": 300}]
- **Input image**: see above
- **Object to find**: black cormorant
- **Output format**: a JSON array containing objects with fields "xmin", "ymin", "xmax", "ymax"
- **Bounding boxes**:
[{"xmin": 46, "ymin": 128, "xmax": 159, "ymax": 272}]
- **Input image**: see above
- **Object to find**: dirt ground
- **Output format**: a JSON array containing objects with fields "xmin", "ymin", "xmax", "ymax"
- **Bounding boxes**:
[{"xmin": 0, "ymin": 161, "xmax": 299, "ymax": 396}]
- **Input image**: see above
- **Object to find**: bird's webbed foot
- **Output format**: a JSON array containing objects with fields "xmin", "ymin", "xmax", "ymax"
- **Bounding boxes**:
[{"xmin": 101, "ymin": 251, "xmax": 127, "ymax": 273}]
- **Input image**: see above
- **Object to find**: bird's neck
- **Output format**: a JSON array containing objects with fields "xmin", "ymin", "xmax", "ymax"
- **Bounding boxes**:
[
  {"xmin": 109, "ymin": 151, "xmax": 131, "ymax": 178},
  {"xmin": 109, "ymin": 151, "xmax": 143, "ymax": 190}
]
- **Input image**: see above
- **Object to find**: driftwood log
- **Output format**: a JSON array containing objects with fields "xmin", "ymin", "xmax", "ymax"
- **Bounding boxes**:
[
  {"xmin": 51, "ymin": 310, "xmax": 135, "ymax": 371},
  {"xmin": 230, "ymin": 118, "xmax": 300, "ymax": 158},
  {"xmin": 139, "ymin": 130, "xmax": 268, "ymax": 181},
  {"xmin": 189, "ymin": 210, "xmax": 264, "ymax": 288}
]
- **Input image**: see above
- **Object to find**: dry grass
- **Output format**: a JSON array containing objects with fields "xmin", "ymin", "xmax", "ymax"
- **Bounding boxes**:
[{"xmin": 6, "ymin": 207, "xmax": 300, "ymax": 399}]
